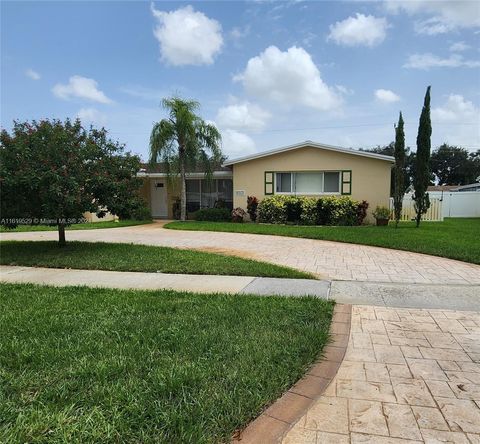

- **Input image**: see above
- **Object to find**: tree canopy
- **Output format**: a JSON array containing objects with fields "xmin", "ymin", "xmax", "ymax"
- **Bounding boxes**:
[
  {"xmin": 431, "ymin": 144, "xmax": 480, "ymax": 185},
  {"xmin": 0, "ymin": 119, "xmax": 145, "ymax": 245}
]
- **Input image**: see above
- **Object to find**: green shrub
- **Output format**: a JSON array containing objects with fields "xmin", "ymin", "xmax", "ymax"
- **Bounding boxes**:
[
  {"xmin": 259, "ymin": 195, "xmax": 367, "ymax": 226},
  {"xmin": 194, "ymin": 208, "xmax": 231, "ymax": 222},
  {"xmin": 285, "ymin": 196, "xmax": 302, "ymax": 223},
  {"xmin": 300, "ymin": 198, "xmax": 317, "ymax": 225},
  {"xmin": 258, "ymin": 195, "xmax": 289, "ymax": 224},
  {"xmin": 119, "ymin": 201, "xmax": 151, "ymax": 221}
]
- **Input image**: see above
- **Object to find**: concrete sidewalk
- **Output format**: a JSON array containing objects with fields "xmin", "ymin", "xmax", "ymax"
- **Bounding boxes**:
[
  {"xmin": 1, "ymin": 265, "xmax": 479, "ymax": 311},
  {"xmin": 0, "ymin": 265, "xmax": 330, "ymax": 297}
]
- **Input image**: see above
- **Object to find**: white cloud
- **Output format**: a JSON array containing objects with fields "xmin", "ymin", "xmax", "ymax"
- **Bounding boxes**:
[
  {"xmin": 216, "ymin": 101, "xmax": 270, "ymax": 132},
  {"xmin": 335, "ymin": 85, "xmax": 354, "ymax": 96},
  {"xmin": 52, "ymin": 75, "xmax": 112, "ymax": 103},
  {"xmin": 384, "ymin": 0, "xmax": 480, "ymax": 34},
  {"xmin": 25, "ymin": 69, "xmax": 40, "ymax": 80},
  {"xmin": 230, "ymin": 25, "xmax": 250, "ymax": 41},
  {"xmin": 327, "ymin": 14, "xmax": 389, "ymax": 47},
  {"xmin": 234, "ymin": 46, "xmax": 341, "ymax": 111},
  {"xmin": 76, "ymin": 108, "xmax": 107, "ymax": 126},
  {"xmin": 449, "ymin": 41, "xmax": 470, "ymax": 52},
  {"xmin": 432, "ymin": 94, "xmax": 479, "ymax": 122},
  {"xmin": 404, "ymin": 53, "xmax": 480, "ymax": 69},
  {"xmin": 221, "ymin": 129, "xmax": 256, "ymax": 158},
  {"xmin": 151, "ymin": 4, "xmax": 223, "ymax": 66},
  {"xmin": 431, "ymin": 94, "xmax": 480, "ymax": 149},
  {"xmin": 375, "ymin": 89, "xmax": 400, "ymax": 103}
]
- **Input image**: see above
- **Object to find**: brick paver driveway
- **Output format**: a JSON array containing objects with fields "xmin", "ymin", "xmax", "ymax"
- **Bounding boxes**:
[
  {"xmin": 1, "ymin": 222, "xmax": 479, "ymax": 284},
  {"xmin": 283, "ymin": 305, "xmax": 480, "ymax": 444}
]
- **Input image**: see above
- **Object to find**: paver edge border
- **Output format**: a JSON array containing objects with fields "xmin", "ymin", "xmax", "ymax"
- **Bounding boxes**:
[{"xmin": 231, "ymin": 303, "xmax": 352, "ymax": 444}]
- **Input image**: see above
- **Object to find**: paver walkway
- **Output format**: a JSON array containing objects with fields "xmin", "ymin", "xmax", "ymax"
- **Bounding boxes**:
[
  {"xmin": 282, "ymin": 305, "xmax": 480, "ymax": 444},
  {"xmin": 2, "ymin": 223, "xmax": 479, "ymax": 285}
]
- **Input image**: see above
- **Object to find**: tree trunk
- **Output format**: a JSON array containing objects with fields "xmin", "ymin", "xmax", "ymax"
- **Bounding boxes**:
[
  {"xmin": 58, "ymin": 223, "xmax": 66, "ymax": 246},
  {"xmin": 180, "ymin": 158, "xmax": 187, "ymax": 221}
]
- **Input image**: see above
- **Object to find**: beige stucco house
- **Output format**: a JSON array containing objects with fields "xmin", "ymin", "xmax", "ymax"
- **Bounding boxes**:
[{"xmin": 139, "ymin": 141, "xmax": 394, "ymax": 222}]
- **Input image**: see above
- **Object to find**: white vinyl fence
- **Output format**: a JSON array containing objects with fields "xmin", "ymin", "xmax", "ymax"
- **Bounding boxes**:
[{"xmin": 389, "ymin": 191, "xmax": 480, "ymax": 221}]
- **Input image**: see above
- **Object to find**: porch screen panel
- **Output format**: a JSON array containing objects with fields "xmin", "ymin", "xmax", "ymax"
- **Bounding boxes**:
[
  {"xmin": 186, "ymin": 179, "xmax": 200, "ymax": 212},
  {"xmin": 201, "ymin": 179, "xmax": 216, "ymax": 208},
  {"xmin": 217, "ymin": 179, "xmax": 233, "ymax": 209},
  {"xmin": 295, "ymin": 172, "xmax": 323, "ymax": 193}
]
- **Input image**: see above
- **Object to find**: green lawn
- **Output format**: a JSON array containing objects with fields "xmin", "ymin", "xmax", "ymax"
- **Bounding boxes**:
[
  {"xmin": 0, "ymin": 219, "xmax": 152, "ymax": 232},
  {"xmin": 165, "ymin": 218, "xmax": 480, "ymax": 265},
  {"xmin": 0, "ymin": 241, "xmax": 312, "ymax": 279},
  {"xmin": 0, "ymin": 283, "xmax": 333, "ymax": 443}
]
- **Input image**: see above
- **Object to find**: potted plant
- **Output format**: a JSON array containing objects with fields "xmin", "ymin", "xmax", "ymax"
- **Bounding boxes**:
[{"xmin": 373, "ymin": 206, "xmax": 391, "ymax": 226}]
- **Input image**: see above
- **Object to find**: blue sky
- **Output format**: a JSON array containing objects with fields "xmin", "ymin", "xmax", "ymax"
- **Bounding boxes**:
[{"xmin": 2, "ymin": 0, "xmax": 480, "ymax": 161}]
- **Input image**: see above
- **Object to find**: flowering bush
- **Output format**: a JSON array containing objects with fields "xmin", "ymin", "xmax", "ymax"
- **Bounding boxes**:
[
  {"xmin": 246, "ymin": 196, "xmax": 259, "ymax": 222},
  {"xmin": 232, "ymin": 207, "xmax": 247, "ymax": 223},
  {"xmin": 300, "ymin": 198, "xmax": 317, "ymax": 225},
  {"xmin": 257, "ymin": 195, "xmax": 289, "ymax": 224},
  {"xmin": 258, "ymin": 195, "xmax": 369, "ymax": 226}
]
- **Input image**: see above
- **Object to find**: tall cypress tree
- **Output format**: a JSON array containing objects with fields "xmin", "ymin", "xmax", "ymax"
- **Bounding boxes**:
[
  {"xmin": 393, "ymin": 111, "xmax": 405, "ymax": 228},
  {"xmin": 413, "ymin": 86, "xmax": 432, "ymax": 227}
]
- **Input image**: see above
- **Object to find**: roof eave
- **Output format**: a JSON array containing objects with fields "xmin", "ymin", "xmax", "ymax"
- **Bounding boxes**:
[{"xmin": 222, "ymin": 141, "xmax": 395, "ymax": 166}]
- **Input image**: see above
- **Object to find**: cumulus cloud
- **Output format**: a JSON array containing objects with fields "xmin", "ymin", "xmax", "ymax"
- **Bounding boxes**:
[
  {"xmin": 431, "ymin": 94, "xmax": 480, "ymax": 149},
  {"xmin": 151, "ymin": 4, "xmax": 223, "ymax": 66},
  {"xmin": 449, "ymin": 41, "xmax": 470, "ymax": 52},
  {"xmin": 327, "ymin": 14, "xmax": 389, "ymax": 47},
  {"xmin": 77, "ymin": 108, "xmax": 107, "ymax": 126},
  {"xmin": 234, "ymin": 46, "xmax": 341, "ymax": 111},
  {"xmin": 375, "ymin": 89, "xmax": 401, "ymax": 103},
  {"xmin": 221, "ymin": 129, "xmax": 256, "ymax": 158},
  {"xmin": 52, "ymin": 75, "xmax": 112, "ymax": 103},
  {"xmin": 404, "ymin": 53, "xmax": 480, "ymax": 69},
  {"xmin": 432, "ymin": 94, "xmax": 479, "ymax": 122},
  {"xmin": 25, "ymin": 69, "xmax": 40, "ymax": 80},
  {"xmin": 216, "ymin": 101, "xmax": 270, "ymax": 132},
  {"xmin": 384, "ymin": 0, "xmax": 480, "ymax": 34}
]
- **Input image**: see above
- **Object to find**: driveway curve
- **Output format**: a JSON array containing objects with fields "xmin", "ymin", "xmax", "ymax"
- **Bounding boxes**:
[{"xmin": 2, "ymin": 222, "xmax": 479, "ymax": 285}]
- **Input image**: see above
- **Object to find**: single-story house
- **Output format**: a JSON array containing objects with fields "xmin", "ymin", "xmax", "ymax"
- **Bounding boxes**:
[{"xmin": 139, "ymin": 140, "xmax": 394, "ymax": 222}]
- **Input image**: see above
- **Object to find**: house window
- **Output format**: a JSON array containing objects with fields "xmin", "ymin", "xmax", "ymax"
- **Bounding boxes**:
[{"xmin": 275, "ymin": 172, "xmax": 340, "ymax": 195}]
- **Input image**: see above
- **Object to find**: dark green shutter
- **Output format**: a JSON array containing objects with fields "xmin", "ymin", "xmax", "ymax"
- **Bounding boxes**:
[
  {"xmin": 341, "ymin": 170, "xmax": 352, "ymax": 195},
  {"xmin": 265, "ymin": 171, "xmax": 274, "ymax": 195}
]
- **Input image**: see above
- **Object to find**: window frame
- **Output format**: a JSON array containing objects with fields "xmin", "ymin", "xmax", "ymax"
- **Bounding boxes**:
[{"xmin": 274, "ymin": 171, "xmax": 341, "ymax": 196}]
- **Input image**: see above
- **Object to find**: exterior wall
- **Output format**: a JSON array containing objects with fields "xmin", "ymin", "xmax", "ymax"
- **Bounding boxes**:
[
  {"xmin": 83, "ymin": 211, "xmax": 118, "ymax": 222},
  {"xmin": 231, "ymin": 146, "xmax": 392, "ymax": 223}
]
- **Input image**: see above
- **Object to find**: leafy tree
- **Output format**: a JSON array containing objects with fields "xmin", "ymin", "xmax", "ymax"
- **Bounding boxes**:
[
  {"xmin": 393, "ymin": 112, "xmax": 406, "ymax": 228},
  {"xmin": 413, "ymin": 86, "xmax": 432, "ymax": 227},
  {"xmin": 431, "ymin": 144, "xmax": 480, "ymax": 185},
  {"xmin": 0, "ymin": 119, "xmax": 144, "ymax": 245},
  {"xmin": 149, "ymin": 97, "xmax": 222, "ymax": 221}
]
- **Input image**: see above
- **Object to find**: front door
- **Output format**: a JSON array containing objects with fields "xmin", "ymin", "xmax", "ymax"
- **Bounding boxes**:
[{"xmin": 150, "ymin": 179, "xmax": 168, "ymax": 218}]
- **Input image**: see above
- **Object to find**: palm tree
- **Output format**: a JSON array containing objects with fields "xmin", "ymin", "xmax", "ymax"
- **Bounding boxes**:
[{"xmin": 149, "ymin": 97, "xmax": 222, "ymax": 221}]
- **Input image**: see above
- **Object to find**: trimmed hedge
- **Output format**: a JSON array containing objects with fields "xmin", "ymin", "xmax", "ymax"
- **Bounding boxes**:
[
  {"xmin": 194, "ymin": 208, "xmax": 231, "ymax": 222},
  {"xmin": 258, "ymin": 195, "xmax": 369, "ymax": 226}
]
